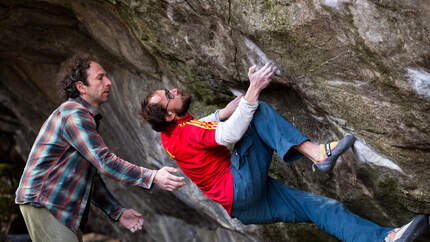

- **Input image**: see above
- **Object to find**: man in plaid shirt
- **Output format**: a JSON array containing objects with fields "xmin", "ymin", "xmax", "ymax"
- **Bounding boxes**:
[{"xmin": 15, "ymin": 54, "xmax": 185, "ymax": 241}]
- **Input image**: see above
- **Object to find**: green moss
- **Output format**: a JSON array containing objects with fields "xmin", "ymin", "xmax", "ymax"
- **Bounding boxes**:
[
  {"xmin": 106, "ymin": 0, "xmax": 224, "ymax": 109},
  {"xmin": 376, "ymin": 177, "xmax": 399, "ymax": 200},
  {"xmin": 260, "ymin": 0, "xmax": 289, "ymax": 29},
  {"xmin": 234, "ymin": 0, "xmax": 293, "ymax": 31},
  {"xmin": 115, "ymin": 4, "xmax": 171, "ymax": 60}
]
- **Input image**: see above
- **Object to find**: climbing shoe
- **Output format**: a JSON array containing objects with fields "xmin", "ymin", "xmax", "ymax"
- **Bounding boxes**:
[
  {"xmin": 312, "ymin": 134, "xmax": 356, "ymax": 173},
  {"xmin": 385, "ymin": 214, "xmax": 429, "ymax": 242}
]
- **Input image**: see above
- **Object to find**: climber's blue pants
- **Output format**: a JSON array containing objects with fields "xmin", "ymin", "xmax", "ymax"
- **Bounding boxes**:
[{"xmin": 230, "ymin": 102, "xmax": 392, "ymax": 242}]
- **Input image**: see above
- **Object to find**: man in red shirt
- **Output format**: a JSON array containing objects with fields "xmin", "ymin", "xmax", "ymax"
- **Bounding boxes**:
[{"xmin": 141, "ymin": 63, "xmax": 428, "ymax": 242}]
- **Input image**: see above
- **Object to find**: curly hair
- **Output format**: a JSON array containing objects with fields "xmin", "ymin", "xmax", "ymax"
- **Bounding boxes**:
[
  {"xmin": 56, "ymin": 54, "xmax": 98, "ymax": 100},
  {"xmin": 140, "ymin": 91, "xmax": 175, "ymax": 132}
]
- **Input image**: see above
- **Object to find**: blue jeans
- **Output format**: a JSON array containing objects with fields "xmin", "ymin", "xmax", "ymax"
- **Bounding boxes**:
[{"xmin": 230, "ymin": 102, "xmax": 392, "ymax": 242}]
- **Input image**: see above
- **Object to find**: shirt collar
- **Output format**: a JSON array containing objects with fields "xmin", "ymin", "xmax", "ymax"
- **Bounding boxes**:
[
  {"xmin": 176, "ymin": 114, "xmax": 193, "ymax": 125},
  {"xmin": 163, "ymin": 114, "xmax": 193, "ymax": 134},
  {"xmin": 70, "ymin": 96, "xmax": 102, "ymax": 118}
]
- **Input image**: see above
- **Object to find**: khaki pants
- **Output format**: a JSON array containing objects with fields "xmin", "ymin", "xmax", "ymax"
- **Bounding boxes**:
[{"xmin": 19, "ymin": 204, "xmax": 83, "ymax": 242}]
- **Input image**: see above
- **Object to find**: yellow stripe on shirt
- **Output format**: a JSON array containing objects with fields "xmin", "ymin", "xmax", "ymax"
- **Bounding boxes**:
[
  {"xmin": 185, "ymin": 120, "xmax": 218, "ymax": 130},
  {"xmin": 166, "ymin": 150, "xmax": 175, "ymax": 158}
]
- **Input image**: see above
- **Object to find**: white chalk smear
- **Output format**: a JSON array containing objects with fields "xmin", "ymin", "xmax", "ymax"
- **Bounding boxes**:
[
  {"xmin": 229, "ymin": 88, "xmax": 244, "ymax": 97},
  {"xmin": 353, "ymin": 140, "xmax": 404, "ymax": 174},
  {"xmin": 406, "ymin": 67, "xmax": 430, "ymax": 99},
  {"xmin": 244, "ymin": 37, "xmax": 282, "ymax": 75},
  {"xmin": 322, "ymin": 0, "xmax": 350, "ymax": 9},
  {"xmin": 244, "ymin": 37, "xmax": 270, "ymax": 67},
  {"xmin": 326, "ymin": 79, "xmax": 366, "ymax": 88}
]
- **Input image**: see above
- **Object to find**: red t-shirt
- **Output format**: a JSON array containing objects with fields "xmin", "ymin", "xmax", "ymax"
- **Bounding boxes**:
[{"xmin": 161, "ymin": 114, "xmax": 234, "ymax": 215}]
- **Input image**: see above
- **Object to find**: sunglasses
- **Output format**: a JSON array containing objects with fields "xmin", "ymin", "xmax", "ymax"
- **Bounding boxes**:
[{"xmin": 164, "ymin": 89, "xmax": 174, "ymax": 110}]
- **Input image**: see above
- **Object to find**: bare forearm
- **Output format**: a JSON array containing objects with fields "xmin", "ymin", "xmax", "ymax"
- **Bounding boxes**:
[{"xmin": 244, "ymin": 83, "xmax": 262, "ymax": 102}]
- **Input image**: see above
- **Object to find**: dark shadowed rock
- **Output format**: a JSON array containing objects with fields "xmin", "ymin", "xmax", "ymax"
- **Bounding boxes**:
[{"xmin": 0, "ymin": 0, "xmax": 429, "ymax": 241}]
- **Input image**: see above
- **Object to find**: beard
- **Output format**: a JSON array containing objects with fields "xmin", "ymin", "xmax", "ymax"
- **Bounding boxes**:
[{"xmin": 176, "ymin": 95, "xmax": 192, "ymax": 117}]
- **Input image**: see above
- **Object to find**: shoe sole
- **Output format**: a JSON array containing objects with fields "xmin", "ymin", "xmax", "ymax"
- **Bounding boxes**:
[{"xmin": 396, "ymin": 214, "xmax": 429, "ymax": 242}]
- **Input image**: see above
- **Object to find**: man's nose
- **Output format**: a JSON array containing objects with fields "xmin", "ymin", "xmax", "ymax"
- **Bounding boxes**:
[
  {"xmin": 105, "ymin": 77, "xmax": 112, "ymax": 87},
  {"xmin": 170, "ymin": 88, "xmax": 178, "ymax": 96}
]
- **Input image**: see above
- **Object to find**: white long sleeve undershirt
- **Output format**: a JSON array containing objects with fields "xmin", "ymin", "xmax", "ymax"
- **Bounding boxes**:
[
  {"xmin": 199, "ymin": 110, "xmax": 220, "ymax": 122},
  {"xmin": 199, "ymin": 97, "xmax": 259, "ymax": 146}
]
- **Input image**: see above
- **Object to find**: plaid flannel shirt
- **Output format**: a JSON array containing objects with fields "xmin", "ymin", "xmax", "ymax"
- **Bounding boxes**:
[{"xmin": 15, "ymin": 97, "xmax": 156, "ymax": 232}]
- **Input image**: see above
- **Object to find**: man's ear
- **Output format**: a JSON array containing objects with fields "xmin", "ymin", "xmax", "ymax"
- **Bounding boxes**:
[
  {"xmin": 75, "ymin": 81, "xmax": 86, "ymax": 94},
  {"xmin": 165, "ymin": 111, "xmax": 176, "ymax": 122}
]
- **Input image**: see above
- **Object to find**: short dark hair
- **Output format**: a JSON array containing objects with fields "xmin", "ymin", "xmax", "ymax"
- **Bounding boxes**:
[
  {"xmin": 140, "ymin": 91, "xmax": 175, "ymax": 132},
  {"xmin": 56, "ymin": 54, "xmax": 98, "ymax": 99}
]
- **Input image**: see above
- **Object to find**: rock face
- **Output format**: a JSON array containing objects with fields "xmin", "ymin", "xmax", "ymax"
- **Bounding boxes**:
[{"xmin": 1, "ymin": 0, "xmax": 429, "ymax": 241}]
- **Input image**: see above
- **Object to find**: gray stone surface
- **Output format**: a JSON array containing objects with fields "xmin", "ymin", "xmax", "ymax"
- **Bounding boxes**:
[{"xmin": 0, "ymin": 0, "xmax": 429, "ymax": 241}]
